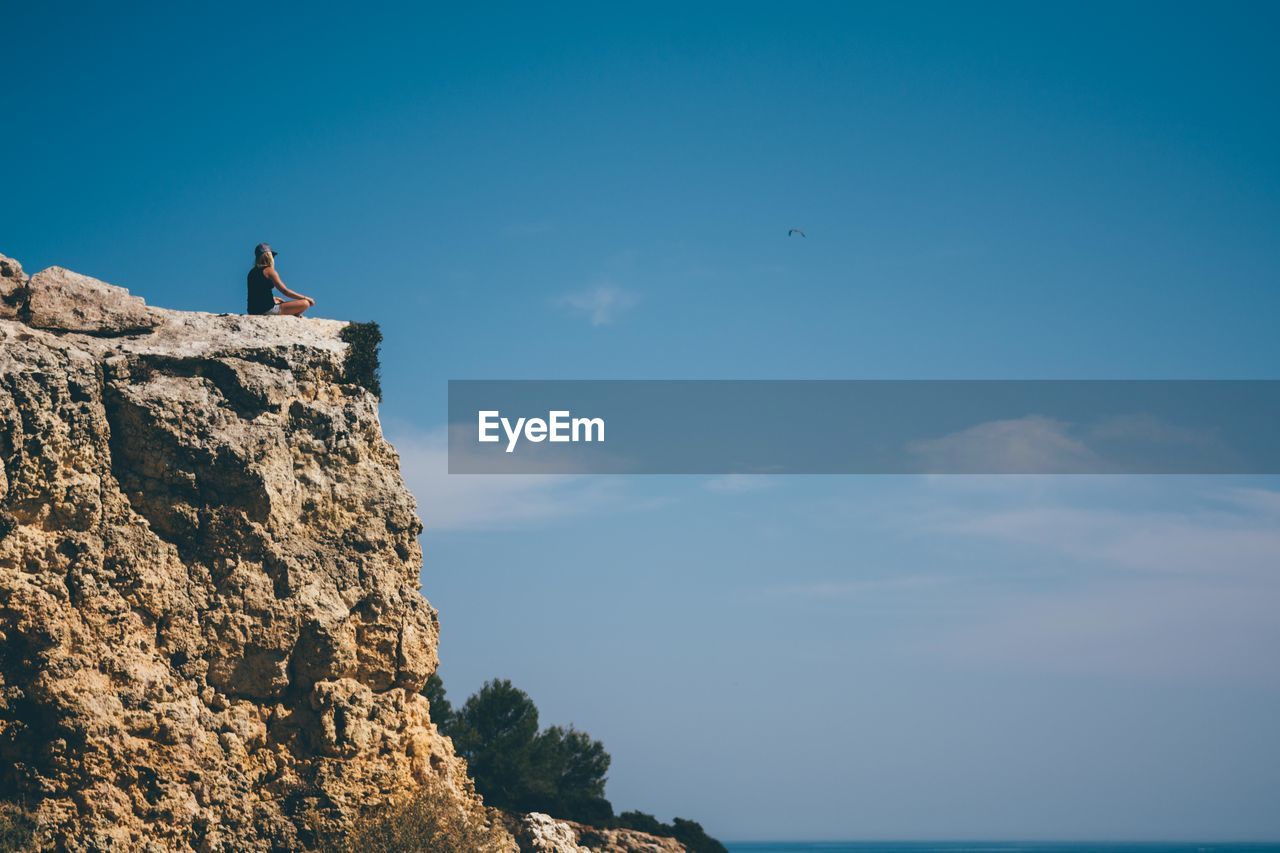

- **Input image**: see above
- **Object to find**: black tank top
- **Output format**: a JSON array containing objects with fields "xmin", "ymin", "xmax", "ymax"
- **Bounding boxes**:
[{"xmin": 246, "ymin": 266, "xmax": 275, "ymax": 314}]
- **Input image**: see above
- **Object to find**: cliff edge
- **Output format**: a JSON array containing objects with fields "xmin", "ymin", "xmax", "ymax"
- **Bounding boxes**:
[{"xmin": 0, "ymin": 254, "xmax": 497, "ymax": 849}]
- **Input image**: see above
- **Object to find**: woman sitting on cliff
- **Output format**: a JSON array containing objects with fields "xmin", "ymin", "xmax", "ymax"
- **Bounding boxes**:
[{"xmin": 247, "ymin": 243, "xmax": 315, "ymax": 316}]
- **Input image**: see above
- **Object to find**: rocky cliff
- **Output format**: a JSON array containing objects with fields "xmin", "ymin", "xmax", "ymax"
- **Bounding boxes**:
[
  {"xmin": 0, "ymin": 254, "xmax": 498, "ymax": 850},
  {"xmin": 509, "ymin": 812, "xmax": 686, "ymax": 853}
]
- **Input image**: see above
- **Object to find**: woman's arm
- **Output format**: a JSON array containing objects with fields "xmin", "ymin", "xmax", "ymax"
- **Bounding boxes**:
[{"xmin": 265, "ymin": 267, "xmax": 315, "ymax": 305}]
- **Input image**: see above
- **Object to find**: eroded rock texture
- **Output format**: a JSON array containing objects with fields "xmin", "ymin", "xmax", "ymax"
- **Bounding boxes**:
[
  {"xmin": 510, "ymin": 812, "xmax": 686, "ymax": 853},
  {"xmin": 0, "ymin": 253, "xmax": 494, "ymax": 850}
]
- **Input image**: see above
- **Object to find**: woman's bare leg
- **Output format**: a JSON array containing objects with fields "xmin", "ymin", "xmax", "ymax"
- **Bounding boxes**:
[{"xmin": 277, "ymin": 299, "xmax": 311, "ymax": 316}]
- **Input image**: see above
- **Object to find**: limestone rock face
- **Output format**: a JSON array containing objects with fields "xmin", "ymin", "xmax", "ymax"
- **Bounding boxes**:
[
  {"xmin": 512, "ymin": 813, "xmax": 686, "ymax": 853},
  {"xmin": 0, "ymin": 252, "xmax": 24, "ymax": 320},
  {"xmin": 516, "ymin": 813, "xmax": 590, "ymax": 853},
  {"xmin": 26, "ymin": 266, "xmax": 163, "ymax": 335},
  {"xmin": 0, "ymin": 256, "xmax": 496, "ymax": 850}
]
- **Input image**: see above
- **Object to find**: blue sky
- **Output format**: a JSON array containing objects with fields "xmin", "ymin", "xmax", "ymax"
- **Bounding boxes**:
[{"xmin": 4, "ymin": 1, "xmax": 1279, "ymax": 841}]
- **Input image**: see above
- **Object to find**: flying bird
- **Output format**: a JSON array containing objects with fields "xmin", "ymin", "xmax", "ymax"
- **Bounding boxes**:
[{"xmin": 788, "ymin": 228, "xmax": 806, "ymax": 238}]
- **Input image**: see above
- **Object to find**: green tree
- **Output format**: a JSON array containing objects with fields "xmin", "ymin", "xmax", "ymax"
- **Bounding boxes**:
[
  {"xmin": 527, "ymin": 725, "xmax": 613, "ymax": 823},
  {"xmin": 669, "ymin": 817, "xmax": 728, "ymax": 853},
  {"xmin": 615, "ymin": 810, "xmax": 665, "ymax": 835},
  {"xmin": 422, "ymin": 672, "xmax": 454, "ymax": 732},
  {"xmin": 447, "ymin": 680, "xmax": 613, "ymax": 823},
  {"xmin": 449, "ymin": 679, "xmax": 543, "ymax": 811},
  {"xmin": 614, "ymin": 811, "xmax": 728, "ymax": 853},
  {"xmin": 435, "ymin": 674, "xmax": 726, "ymax": 852}
]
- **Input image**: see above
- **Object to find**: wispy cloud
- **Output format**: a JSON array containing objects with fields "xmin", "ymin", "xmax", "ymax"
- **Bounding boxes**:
[
  {"xmin": 773, "ymin": 574, "xmax": 951, "ymax": 599},
  {"xmin": 907, "ymin": 415, "xmax": 1099, "ymax": 473},
  {"xmin": 390, "ymin": 426, "xmax": 634, "ymax": 532},
  {"xmin": 932, "ymin": 575, "xmax": 1280, "ymax": 682},
  {"xmin": 704, "ymin": 474, "xmax": 774, "ymax": 494},
  {"xmin": 923, "ymin": 481, "xmax": 1280, "ymax": 578},
  {"xmin": 905, "ymin": 478, "xmax": 1280, "ymax": 682},
  {"xmin": 906, "ymin": 412, "xmax": 1235, "ymax": 474},
  {"xmin": 559, "ymin": 283, "xmax": 638, "ymax": 326}
]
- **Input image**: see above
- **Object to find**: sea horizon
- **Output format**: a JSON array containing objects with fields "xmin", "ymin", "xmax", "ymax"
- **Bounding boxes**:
[{"xmin": 725, "ymin": 842, "xmax": 1280, "ymax": 853}]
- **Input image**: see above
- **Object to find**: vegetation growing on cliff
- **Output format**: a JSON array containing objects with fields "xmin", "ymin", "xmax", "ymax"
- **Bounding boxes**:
[
  {"xmin": 432, "ymin": 677, "xmax": 613, "ymax": 824},
  {"xmin": 424, "ymin": 674, "xmax": 728, "ymax": 851},
  {"xmin": 317, "ymin": 777, "xmax": 509, "ymax": 853},
  {"xmin": 615, "ymin": 811, "xmax": 729, "ymax": 853},
  {"xmin": 338, "ymin": 321, "xmax": 382, "ymax": 399},
  {"xmin": 0, "ymin": 802, "xmax": 34, "ymax": 852}
]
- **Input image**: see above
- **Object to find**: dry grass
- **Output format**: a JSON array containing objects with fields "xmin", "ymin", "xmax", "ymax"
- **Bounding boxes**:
[
  {"xmin": 0, "ymin": 802, "xmax": 34, "ymax": 853},
  {"xmin": 323, "ymin": 780, "xmax": 511, "ymax": 853}
]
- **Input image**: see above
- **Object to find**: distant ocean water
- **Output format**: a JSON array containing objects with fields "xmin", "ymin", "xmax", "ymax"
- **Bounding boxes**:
[{"xmin": 727, "ymin": 840, "xmax": 1280, "ymax": 845}]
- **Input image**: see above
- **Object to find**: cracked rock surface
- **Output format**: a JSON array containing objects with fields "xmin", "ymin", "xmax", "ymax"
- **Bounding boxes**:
[
  {"xmin": 0, "ymin": 253, "xmax": 495, "ymax": 850},
  {"xmin": 511, "ymin": 812, "xmax": 687, "ymax": 853}
]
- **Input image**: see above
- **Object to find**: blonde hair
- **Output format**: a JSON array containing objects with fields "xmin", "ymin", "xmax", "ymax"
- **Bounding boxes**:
[{"xmin": 255, "ymin": 250, "xmax": 275, "ymax": 269}]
